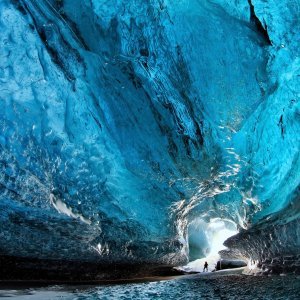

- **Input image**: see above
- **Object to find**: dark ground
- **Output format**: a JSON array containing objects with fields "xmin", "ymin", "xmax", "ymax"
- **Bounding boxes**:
[{"xmin": 0, "ymin": 272, "xmax": 299, "ymax": 299}]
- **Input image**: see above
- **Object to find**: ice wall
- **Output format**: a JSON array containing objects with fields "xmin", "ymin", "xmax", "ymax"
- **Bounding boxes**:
[
  {"xmin": 220, "ymin": 0, "xmax": 300, "ymax": 272},
  {"xmin": 0, "ymin": 0, "xmax": 299, "ymax": 277}
]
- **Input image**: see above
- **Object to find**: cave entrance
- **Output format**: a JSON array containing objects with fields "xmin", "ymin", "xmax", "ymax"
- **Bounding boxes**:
[{"xmin": 183, "ymin": 219, "xmax": 238, "ymax": 272}]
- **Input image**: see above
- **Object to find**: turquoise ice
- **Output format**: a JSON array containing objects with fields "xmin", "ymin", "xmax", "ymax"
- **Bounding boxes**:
[{"xmin": 0, "ymin": 0, "xmax": 299, "ymax": 273}]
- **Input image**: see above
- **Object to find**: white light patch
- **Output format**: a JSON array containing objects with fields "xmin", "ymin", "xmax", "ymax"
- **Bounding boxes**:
[
  {"xmin": 206, "ymin": 220, "xmax": 237, "ymax": 256},
  {"xmin": 247, "ymin": 259, "xmax": 258, "ymax": 270},
  {"xmin": 49, "ymin": 193, "xmax": 91, "ymax": 225}
]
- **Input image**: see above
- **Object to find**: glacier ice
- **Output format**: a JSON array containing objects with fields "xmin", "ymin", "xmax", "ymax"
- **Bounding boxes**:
[{"xmin": 0, "ymin": 0, "xmax": 299, "ymax": 279}]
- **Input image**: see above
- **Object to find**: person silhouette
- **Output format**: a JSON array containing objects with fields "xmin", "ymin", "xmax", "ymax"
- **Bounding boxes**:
[{"xmin": 203, "ymin": 261, "xmax": 208, "ymax": 272}]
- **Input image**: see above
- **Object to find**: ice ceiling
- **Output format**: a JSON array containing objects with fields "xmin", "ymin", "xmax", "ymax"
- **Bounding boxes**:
[{"xmin": 0, "ymin": 0, "xmax": 299, "ymax": 273}]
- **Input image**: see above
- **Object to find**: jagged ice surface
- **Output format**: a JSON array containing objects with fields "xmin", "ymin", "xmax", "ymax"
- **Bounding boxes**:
[{"xmin": 0, "ymin": 0, "xmax": 299, "ymax": 277}]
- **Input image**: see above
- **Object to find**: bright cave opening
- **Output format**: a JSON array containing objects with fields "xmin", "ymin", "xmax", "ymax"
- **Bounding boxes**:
[{"xmin": 181, "ymin": 219, "xmax": 239, "ymax": 272}]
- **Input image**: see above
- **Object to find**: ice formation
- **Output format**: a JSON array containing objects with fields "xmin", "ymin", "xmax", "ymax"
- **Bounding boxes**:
[{"xmin": 0, "ymin": 0, "xmax": 299, "ymax": 278}]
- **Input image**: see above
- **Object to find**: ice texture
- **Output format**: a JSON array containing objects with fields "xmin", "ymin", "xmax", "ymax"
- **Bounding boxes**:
[{"xmin": 0, "ymin": 0, "xmax": 299, "ymax": 275}]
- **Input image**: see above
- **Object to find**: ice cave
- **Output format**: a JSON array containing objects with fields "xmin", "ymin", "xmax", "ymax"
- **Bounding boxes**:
[{"xmin": 0, "ymin": 0, "xmax": 299, "ymax": 286}]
